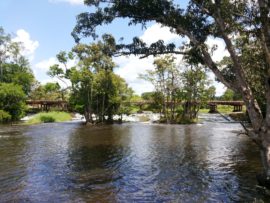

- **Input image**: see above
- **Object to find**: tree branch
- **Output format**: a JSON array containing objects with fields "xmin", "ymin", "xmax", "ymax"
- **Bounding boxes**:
[{"xmin": 114, "ymin": 50, "xmax": 189, "ymax": 58}]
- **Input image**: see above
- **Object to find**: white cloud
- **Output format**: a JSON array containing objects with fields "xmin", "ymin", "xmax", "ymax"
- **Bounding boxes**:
[
  {"xmin": 114, "ymin": 56, "xmax": 155, "ymax": 95},
  {"xmin": 140, "ymin": 23, "xmax": 179, "ymax": 45},
  {"xmin": 113, "ymin": 23, "xmax": 185, "ymax": 95},
  {"xmin": 117, "ymin": 23, "xmax": 226, "ymax": 96},
  {"xmin": 35, "ymin": 57, "xmax": 58, "ymax": 70},
  {"xmin": 33, "ymin": 23, "xmax": 228, "ymax": 96},
  {"xmin": 205, "ymin": 36, "xmax": 229, "ymax": 96},
  {"xmin": 206, "ymin": 36, "xmax": 229, "ymax": 62},
  {"xmin": 40, "ymin": 77, "xmax": 71, "ymax": 88},
  {"xmin": 208, "ymin": 72, "xmax": 226, "ymax": 97},
  {"xmin": 12, "ymin": 29, "xmax": 39, "ymax": 61},
  {"xmin": 35, "ymin": 57, "xmax": 76, "ymax": 71},
  {"xmin": 34, "ymin": 57, "xmax": 76, "ymax": 88},
  {"xmin": 49, "ymin": 0, "xmax": 84, "ymax": 5}
]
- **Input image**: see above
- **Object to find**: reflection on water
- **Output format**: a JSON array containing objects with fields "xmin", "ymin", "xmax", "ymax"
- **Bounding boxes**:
[{"xmin": 0, "ymin": 115, "xmax": 269, "ymax": 202}]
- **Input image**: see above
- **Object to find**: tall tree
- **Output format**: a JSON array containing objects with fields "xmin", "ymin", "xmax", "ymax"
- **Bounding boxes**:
[
  {"xmin": 181, "ymin": 64, "xmax": 212, "ymax": 121},
  {"xmin": 140, "ymin": 56, "xmax": 212, "ymax": 123},
  {"xmin": 0, "ymin": 27, "xmax": 35, "ymax": 95},
  {"xmin": 49, "ymin": 38, "xmax": 133, "ymax": 124},
  {"xmin": 0, "ymin": 27, "xmax": 36, "ymax": 122},
  {"xmin": 72, "ymin": 0, "xmax": 270, "ymax": 186},
  {"xmin": 30, "ymin": 82, "xmax": 64, "ymax": 100},
  {"xmin": 140, "ymin": 55, "xmax": 181, "ymax": 122},
  {"xmin": 0, "ymin": 83, "xmax": 26, "ymax": 121}
]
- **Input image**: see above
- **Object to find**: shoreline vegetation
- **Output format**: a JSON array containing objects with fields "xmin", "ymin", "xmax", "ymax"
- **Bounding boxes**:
[
  {"xmin": 19, "ymin": 106, "xmax": 248, "ymax": 126},
  {"xmin": 24, "ymin": 111, "xmax": 72, "ymax": 125}
]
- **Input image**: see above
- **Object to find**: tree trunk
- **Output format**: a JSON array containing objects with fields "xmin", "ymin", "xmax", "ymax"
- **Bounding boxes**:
[
  {"xmin": 257, "ymin": 128, "xmax": 270, "ymax": 187},
  {"xmin": 214, "ymin": 2, "xmax": 270, "ymax": 187},
  {"xmin": 102, "ymin": 93, "xmax": 105, "ymax": 123},
  {"xmin": 84, "ymin": 107, "xmax": 90, "ymax": 123},
  {"xmin": 86, "ymin": 88, "xmax": 92, "ymax": 123}
]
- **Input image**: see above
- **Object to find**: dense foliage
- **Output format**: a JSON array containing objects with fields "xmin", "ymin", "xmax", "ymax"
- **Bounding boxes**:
[
  {"xmin": 0, "ymin": 83, "xmax": 26, "ymax": 121},
  {"xmin": 0, "ymin": 27, "xmax": 35, "ymax": 122},
  {"xmin": 140, "ymin": 55, "xmax": 214, "ymax": 123},
  {"xmin": 49, "ymin": 38, "xmax": 134, "ymax": 123},
  {"xmin": 0, "ymin": 27, "xmax": 35, "ymax": 95},
  {"xmin": 29, "ymin": 82, "xmax": 66, "ymax": 100},
  {"xmin": 218, "ymin": 88, "xmax": 242, "ymax": 101}
]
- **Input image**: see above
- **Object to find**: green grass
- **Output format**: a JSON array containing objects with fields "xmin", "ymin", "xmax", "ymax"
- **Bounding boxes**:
[
  {"xmin": 130, "ymin": 105, "xmax": 140, "ymax": 113},
  {"xmin": 199, "ymin": 105, "xmax": 246, "ymax": 114},
  {"xmin": 40, "ymin": 115, "xmax": 55, "ymax": 123},
  {"xmin": 199, "ymin": 108, "xmax": 210, "ymax": 113},
  {"xmin": 217, "ymin": 105, "xmax": 234, "ymax": 113},
  {"xmin": 26, "ymin": 111, "xmax": 72, "ymax": 125}
]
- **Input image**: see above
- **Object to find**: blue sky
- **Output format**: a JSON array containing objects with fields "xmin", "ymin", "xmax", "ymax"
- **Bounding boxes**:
[
  {"xmin": 0, "ymin": 0, "xmax": 226, "ymax": 95},
  {"xmin": 0, "ymin": 0, "xmax": 147, "ymax": 61}
]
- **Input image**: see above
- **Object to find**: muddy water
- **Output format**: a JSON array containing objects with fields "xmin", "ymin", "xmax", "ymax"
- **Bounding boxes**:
[{"xmin": 0, "ymin": 114, "xmax": 269, "ymax": 202}]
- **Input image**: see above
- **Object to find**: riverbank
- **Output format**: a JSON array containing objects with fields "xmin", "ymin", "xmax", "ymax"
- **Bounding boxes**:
[
  {"xmin": 20, "ymin": 109, "xmax": 247, "ymax": 126},
  {"xmin": 23, "ymin": 111, "xmax": 72, "ymax": 125},
  {"xmin": 200, "ymin": 106, "xmax": 248, "ymax": 122},
  {"xmin": 199, "ymin": 105, "xmax": 244, "ymax": 114}
]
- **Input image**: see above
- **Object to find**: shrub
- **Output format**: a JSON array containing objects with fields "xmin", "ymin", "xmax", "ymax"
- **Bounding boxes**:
[
  {"xmin": 40, "ymin": 115, "xmax": 55, "ymax": 123},
  {"xmin": 177, "ymin": 117, "xmax": 197, "ymax": 124},
  {"xmin": 0, "ymin": 83, "xmax": 26, "ymax": 121},
  {"xmin": 0, "ymin": 110, "xmax": 12, "ymax": 123},
  {"xmin": 229, "ymin": 112, "xmax": 249, "ymax": 122}
]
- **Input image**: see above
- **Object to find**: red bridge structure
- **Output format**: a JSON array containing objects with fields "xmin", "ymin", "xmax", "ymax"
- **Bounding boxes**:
[
  {"xmin": 128, "ymin": 100, "xmax": 245, "ymax": 113},
  {"xmin": 207, "ymin": 101, "xmax": 244, "ymax": 113},
  {"xmin": 26, "ymin": 100, "xmax": 68, "ymax": 111},
  {"xmin": 26, "ymin": 100, "xmax": 244, "ymax": 113}
]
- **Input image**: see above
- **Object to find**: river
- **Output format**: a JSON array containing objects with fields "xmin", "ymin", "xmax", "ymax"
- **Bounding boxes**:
[{"xmin": 0, "ymin": 114, "xmax": 269, "ymax": 202}]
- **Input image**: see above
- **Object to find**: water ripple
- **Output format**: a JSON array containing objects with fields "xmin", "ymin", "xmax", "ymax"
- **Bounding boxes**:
[{"xmin": 0, "ymin": 120, "xmax": 269, "ymax": 202}]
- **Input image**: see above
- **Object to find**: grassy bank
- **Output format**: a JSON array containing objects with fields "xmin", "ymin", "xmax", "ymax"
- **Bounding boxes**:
[
  {"xmin": 199, "ymin": 105, "xmax": 246, "ymax": 114},
  {"xmin": 26, "ymin": 111, "xmax": 72, "ymax": 125},
  {"xmin": 199, "ymin": 105, "xmax": 248, "ymax": 122}
]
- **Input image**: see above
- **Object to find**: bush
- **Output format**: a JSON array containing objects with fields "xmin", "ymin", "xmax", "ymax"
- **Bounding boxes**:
[
  {"xmin": 0, "ymin": 110, "xmax": 11, "ymax": 123},
  {"xmin": 0, "ymin": 83, "xmax": 26, "ymax": 121},
  {"xmin": 177, "ymin": 117, "xmax": 197, "ymax": 124},
  {"xmin": 40, "ymin": 115, "xmax": 55, "ymax": 123},
  {"xmin": 229, "ymin": 112, "xmax": 249, "ymax": 122}
]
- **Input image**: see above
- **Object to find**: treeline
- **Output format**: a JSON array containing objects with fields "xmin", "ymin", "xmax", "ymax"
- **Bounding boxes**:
[
  {"xmin": 0, "ymin": 27, "xmax": 34, "ymax": 122},
  {"xmin": 0, "ymin": 28, "xmax": 135, "ymax": 124},
  {"xmin": 0, "ymin": 27, "xmax": 73, "ymax": 123},
  {"xmin": 0, "ymin": 26, "xmax": 240, "ymax": 125}
]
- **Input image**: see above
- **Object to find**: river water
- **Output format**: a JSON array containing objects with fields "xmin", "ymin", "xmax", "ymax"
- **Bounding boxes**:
[{"xmin": 0, "ymin": 114, "xmax": 269, "ymax": 202}]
